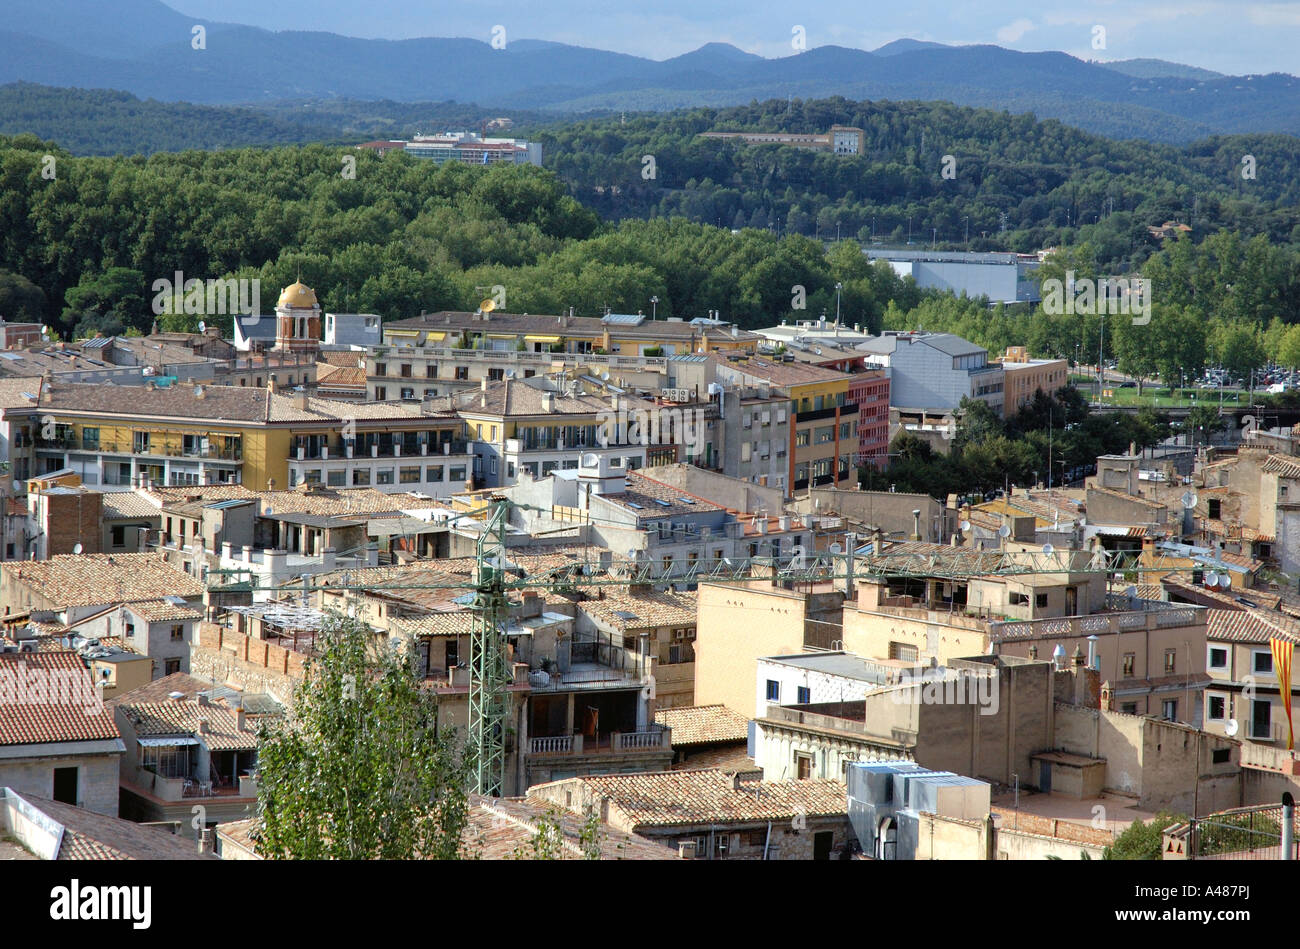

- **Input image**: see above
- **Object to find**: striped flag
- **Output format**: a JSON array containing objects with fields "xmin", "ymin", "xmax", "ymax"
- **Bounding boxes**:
[{"xmin": 1271, "ymin": 637, "xmax": 1294, "ymax": 750}]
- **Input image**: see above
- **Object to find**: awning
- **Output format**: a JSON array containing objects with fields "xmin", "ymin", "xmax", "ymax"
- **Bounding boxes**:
[
  {"xmin": 525, "ymin": 335, "xmax": 561, "ymax": 343},
  {"xmin": 487, "ymin": 334, "xmax": 516, "ymax": 340},
  {"xmin": 424, "ymin": 331, "xmax": 446, "ymax": 341},
  {"xmin": 387, "ymin": 330, "xmax": 418, "ymax": 337},
  {"xmin": 138, "ymin": 736, "xmax": 200, "ymax": 747}
]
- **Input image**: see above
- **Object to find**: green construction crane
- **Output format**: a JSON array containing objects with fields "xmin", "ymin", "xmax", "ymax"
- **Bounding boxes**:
[{"xmin": 469, "ymin": 499, "xmax": 513, "ymax": 796}]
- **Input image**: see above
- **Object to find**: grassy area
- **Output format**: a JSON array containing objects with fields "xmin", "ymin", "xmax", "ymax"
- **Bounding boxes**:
[{"xmin": 1076, "ymin": 382, "xmax": 1254, "ymax": 409}]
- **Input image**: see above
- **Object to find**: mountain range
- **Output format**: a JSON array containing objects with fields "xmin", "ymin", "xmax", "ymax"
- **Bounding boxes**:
[{"xmin": 2, "ymin": 0, "xmax": 1298, "ymax": 143}]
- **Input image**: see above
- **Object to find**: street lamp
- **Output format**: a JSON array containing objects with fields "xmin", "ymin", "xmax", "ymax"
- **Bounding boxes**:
[
  {"xmin": 835, "ymin": 282, "xmax": 842, "ymax": 325},
  {"xmin": 650, "ymin": 296, "xmax": 658, "ymax": 320}
]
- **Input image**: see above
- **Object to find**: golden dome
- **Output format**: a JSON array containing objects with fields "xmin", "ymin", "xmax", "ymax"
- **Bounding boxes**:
[{"xmin": 277, "ymin": 282, "xmax": 318, "ymax": 309}]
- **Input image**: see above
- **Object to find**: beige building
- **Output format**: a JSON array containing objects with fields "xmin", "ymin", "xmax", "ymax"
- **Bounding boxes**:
[
  {"xmin": 1204, "ymin": 608, "xmax": 1300, "ymax": 747},
  {"xmin": 997, "ymin": 347, "xmax": 1068, "ymax": 414}
]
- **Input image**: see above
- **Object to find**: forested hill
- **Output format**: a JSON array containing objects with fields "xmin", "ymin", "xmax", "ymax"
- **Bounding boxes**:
[{"xmin": 539, "ymin": 97, "xmax": 1300, "ymax": 271}]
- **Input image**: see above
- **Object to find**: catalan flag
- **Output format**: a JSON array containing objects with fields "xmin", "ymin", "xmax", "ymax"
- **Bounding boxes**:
[{"xmin": 1271, "ymin": 637, "xmax": 1294, "ymax": 750}]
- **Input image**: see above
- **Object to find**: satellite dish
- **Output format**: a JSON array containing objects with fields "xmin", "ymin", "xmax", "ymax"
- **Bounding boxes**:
[
  {"xmin": 959, "ymin": 520, "xmax": 971, "ymax": 532},
  {"xmin": 601, "ymin": 371, "xmax": 610, "ymax": 381},
  {"xmin": 1205, "ymin": 572, "xmax": 1220, "ymax": 588},
  {"xmin": 72, "ymin": 542, "xmax": 83, "ymax": 554},
  {"xmin": 263, "ymin": 504, "xmax": 273, "ymax": 516},
  {"xmin": 998, "ymin": 525, "xmax": 1011, "ymax": 539},
  {"xmin": 1224, "ymin": 719, "xmax": 1240, "ymax": 737},
  {"xmin": 581, "ymin": 452, "xmax": 599, "ymax": 468},
  {"xmin": 1219, "ymin": 572, "xmax": 1231, "ymax": 588},
  {"xmin": 479, "ymin": 298, "xmax": 497, "ymax": 313},
  {"xmin": 1078, "ymin": 517, "xmax": 1087, "ymax": 527},
  {"xmin": 829, "ymin": 543, "xmax": 843, "ymax": 555},
  {"xmin": 1042, "ymin": 543, "xmax": 1055, "ymax": 555},
  {"xmin": 198, "ymin": 320, "xmax": 206, "ymax": 333},
  {"xmin": 1182, "ymin": 491, "xmax": 1198, "ymax": 510}
]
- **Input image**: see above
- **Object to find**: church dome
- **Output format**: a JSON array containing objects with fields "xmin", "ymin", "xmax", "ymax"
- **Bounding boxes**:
[{"xmin": 277, "ymin": 282, "xmax": 318, "ymax": 309}]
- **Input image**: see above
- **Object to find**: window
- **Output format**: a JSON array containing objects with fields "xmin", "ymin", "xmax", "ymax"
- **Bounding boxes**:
[
  {"xmin": 450, "ymin": 466, "xmax": 466, "ymax": 482},
  {"xmin": 125, "ymin": 622, "xmax": 135, "ymax": 639},
  {"xmin": 400, "ymin": 388, "xmax": 414, "ymax": 400},
  {"xmin": 797, "ymin": 686, "xmax": 810, "ymax": 704},
  {"xmin": 400, "ymin": 466, "xmax": 421, "ymax": 484},
  {"xmin": 1122, "ymin": 653, "xmax": 1135, "ymax": 677},
  {"xmin": 164, "ymin": 658, "xmax": 181, "ymax": 676},
  {"xmin": 1162, "ymin": 699, "xmax": 1178, "ymax": 721},
  {"xmin": 1212, "ymin": 748, "xmax": 1231, "ymax": 764},
  {"xmin": 375, "ymin": 386, "xmax": 387, "ymax": 400},
  {"xmin": 795, "ymin": 753, "xmax": 813, "ymax": 780},
  {"xmin": 400, "ymin": 364, "xmax": 412, "ymax": 378},
  {"xmin": 1009, "ymin": 592, "xmax": 1029, "ymax": 606},
  {"xmin": 327, "ymin": 469, "xmax": 346, "ymax": 487},
  {"xmin": 1254, "ymin": 651, "xmax": 1274, "ymax": 675},
  {"xmin": 376, "ymin": 468, "xmax": 394, "ymax": 486},
  {"xmin": 352, "ymin": 468, "xmax": 371, "ymax": 486},
  {"xmin": 1209, "ymin": 647, "xmax": 1228, "ymax": 669},
  {"xmin": 426, "ymin": 365, "xmax": 438, "ymax": 378},
  {"xmin": 133, "ymin": 431, "xmax": 150, "ymax": 453},
  {"xmin": 427, "ymin": 465, "xmax": 444, "ymax": 482},
  {"xmin": 765, "ymin": 680, "xmax": 780, "ymax": 702},
  {"xmin": 1121, "ymin": 702, "xmax": 1138, "ymax": 714},
  {"xmin": 795, "ymin": 429, "xmax": 810, "ymax": 447},
  {"xmin": 374, "ymin": 362, "xmax": 387, "ymax": 376},
  {"xmin": 82, "ymin": 427, "xmax": 99, "ymax": 450},
  {"xmin": 170, "ymin": 624, "xmax": 184, "ymax": 642},
  {"xmin": 1207, "ymin": 499, "xmax": 1221, "ymax": 518},
  {"xmin": 1164, "ymin": 650, "xmax": 1176, "ymax": 674},
  {"xmin": 1035, "ymin": 593, "xmax": 1048, "ymax": 608},
  {"xmin": 1208, "ymin": 694, "xmax": 1226, "ymax": 720},
  {"xmin": 111, "ymin": 525, "xmax": 126, "ymax": 548},
  {"xmin": 888, "ymin": 642, "xmax": 918, "ymax": 662}
]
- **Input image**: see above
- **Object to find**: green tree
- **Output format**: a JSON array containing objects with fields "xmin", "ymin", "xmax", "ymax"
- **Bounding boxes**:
[
  {"xmin": 1103, "ymin": 811, "xmax": 1185, "ymax": 860},
  {"xmin": 255, "ymin": 612, "xmax": 469, "ymax": 859}
]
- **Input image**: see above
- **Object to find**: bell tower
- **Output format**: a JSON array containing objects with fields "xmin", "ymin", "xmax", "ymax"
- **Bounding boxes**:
[{"xmin": 273, "ymin": 281, "xmax": 321, "ymax": 355}]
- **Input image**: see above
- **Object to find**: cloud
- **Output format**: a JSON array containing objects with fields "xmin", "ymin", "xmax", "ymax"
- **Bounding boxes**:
[{"xmin": 995, "ymin": 17, "xmax": 1037, "ymax": 43}]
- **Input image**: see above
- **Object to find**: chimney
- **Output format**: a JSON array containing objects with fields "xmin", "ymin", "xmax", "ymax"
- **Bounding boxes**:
[
  {"xmin": 293, "ymin": 388, "xmax": 308, "ymax": 410},
  {"xmin": 196, "ymin": 693, "xmax": 210, "ymax": 707},
  {"xmin": 198, "ymin": 828, "xmax": 212, "ymax": 855},
  {"xmin": 198, "ymin": 717, "xmax": 209, "ymax": 735},
  {"xmin": 267, "ymin": 376, "xmax": 277, "ymax": 394},
  {"xmin": 236, "ymin": 708, "xmax": 247, "ymax": 731},
  {"xmin": 911, "ymin": 509, "xmax": 922, "ymax": 542},
  {"xmin": 732, "ymin": 773, "xmax": 743, "ymax": 791},
  {"xmin": 481, "ymin": 377, "xmax": 488, "ymax": 391},
  {"xmin": 193, "ymin": 384, "xmax": 206, "ymax": 400}
]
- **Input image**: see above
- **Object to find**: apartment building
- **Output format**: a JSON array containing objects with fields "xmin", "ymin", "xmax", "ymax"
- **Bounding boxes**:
[
  {"xmin": 998, "ymin": 346, "xmax": 1069, "ymax": 414},
  {"xmin": 1203, "ymin": 609, "xmax": 1300, "ymax": 746},
  {"xmin": 381, "ymin": 309, "xmax": 760, "ymax": 362},
  {"xmin": 357, "ymin": 131, "xmax": 542, "ymax": 166},
  {"xmin": 860, "ymin": 331, "xmax": 1005, "ymax": 416},
  {"xmin": 453, "ymin": 378, "xmax": 649, "ymax": 489},
  {"xmin": 711, "ymin": 353, "xmax": 858, "ymax": 491},
  {"xmin": 698, "ymin": 124, "xmax": 865, "ymax": 155},
  {"xmin": 17, "ymin": 378, "xmax": 471, "ymax": 498}
]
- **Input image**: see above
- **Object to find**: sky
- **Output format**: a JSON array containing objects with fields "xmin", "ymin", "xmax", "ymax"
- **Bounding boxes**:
[{"xmin": 169, "ymin": 0, "xmax": 1300, "ymax": 75}]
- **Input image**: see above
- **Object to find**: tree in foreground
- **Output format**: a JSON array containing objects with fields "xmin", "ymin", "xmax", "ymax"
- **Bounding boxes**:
[
  {"xmin": 1103, "ymin": 811, "xmax": 1184, "ymax": 860},
  {"xmin": 255, "ymin": 612, "xmax": 469, "ymax": 859}
]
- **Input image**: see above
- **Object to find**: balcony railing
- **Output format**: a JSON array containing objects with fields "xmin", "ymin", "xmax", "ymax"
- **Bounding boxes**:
[
  {"xmin": 38, "ymin": 436, "xmax": 243, "ymax": 461},
  {"xmin": 291, "ymin": 438, "xmax": 469, "ymax": 461},
  {"xmin": 527, "ymin": 726, "xmax": 670, "ymax": 757}
]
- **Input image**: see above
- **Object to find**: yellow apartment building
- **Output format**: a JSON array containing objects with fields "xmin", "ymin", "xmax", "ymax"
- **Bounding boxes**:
[{"xmin": 20, "ymin": 378, "xmax": 469, "ymax": 495}]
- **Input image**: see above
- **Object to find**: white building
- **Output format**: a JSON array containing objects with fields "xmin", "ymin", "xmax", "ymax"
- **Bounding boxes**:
[{"xmin": 859, "ymin": 331, "xmax": 1004, "ymax": 415}]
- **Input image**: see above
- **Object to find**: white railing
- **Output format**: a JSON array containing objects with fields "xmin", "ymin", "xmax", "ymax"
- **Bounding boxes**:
[
  {"xmin": 619, "ymin": 730, "xmax": 667, "ymax": 750},
  {"xmin": 529, "ymin": 735, "xmax": 573, "ymax": 754}
]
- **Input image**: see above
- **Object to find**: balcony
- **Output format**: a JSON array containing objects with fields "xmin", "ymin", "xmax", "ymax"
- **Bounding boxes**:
[
  {"xmin": 527, "ymin": 725, "xmax": 671, "ymax": 757},
  {"xmin": 292, "ymin": 438, "xmax": 468, "ymax": 461},
  {"xmin": 38, "ymin": 436, "xmax": 244, "ymax": 461}
]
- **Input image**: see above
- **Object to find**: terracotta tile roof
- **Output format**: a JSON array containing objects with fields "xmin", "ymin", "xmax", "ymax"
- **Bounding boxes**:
[
  {"xmin": 0, "ymin": 652, "xmax": 121, "ymax": 746},
  {"xmin": 599, "ymin": 470, "xmax": 724, "ymax": 519},
  {"xmin": 1207, "ymin": 608, "xmax": 1300, "ymax": 645},
  {"xmin": 4, "ymin": 553, "xmax": 204, "ymax": 608},
  {"xmin": 580, "ymin": 589, "xmax": 697, "ymax": 632},
  {"xmin": 315, "ymin": 364, "xmax": 367, "ymax": 387},
  {"xmin": 391, "ymin": 611, "xmax": 476, "ymax": 638},
  {"xmin": 29, "ymin": 381, "xmax": 456, "ymax": 425},
  {"xmin": 147, "ymin": 484, "xmax": 441, "ymax": 519},
  {"xmin": 654, "ymin": 705, "xmax": 748, "ymax": 746},
  {"xmin": 117, "ymin": 699, "xmax": 263, "ymax": 751},
  {"xmin": 461, "ymin": 796, "xmax": 679, "ymax": 860},
  {"xmin": 99, "ymin": 491, "xmax": 163, "ymax": 520},
  {"xmin": 452, "ymin": 378, "xmax": 637, "ymax": 418},
  {"xmin": 670, "ymin": 746, "xmax": 758, "ymax": 774},
  {"xmin": 317, "ymin": 352, "xmax": 366, "ymax": 368},
  {"xmin": 536, "ymin": 771, "xmax": 847, "ymax": 829},
  {"xmin": 1086, "ymin": 484, "xmax": 1167, "ymax": 510},
  {"xmin": 0, "ymin": 377, "xmax": 41, "ymax": 410},
  {"xmin": 6, "ymin": 792, "xmax": 214, "ymax": 860},
  {"xmin": 709, "ymin": 352, "xmax": 850, "ymax": 389},
  {"xmin": 1262, "ymin": 455, "xmax": 1300, "ymax": 479},
  {"xmin": 109, "ymin": 672, "xmax": 208, "ymax": 704},
  {"xmin": 123, "ymin": 599, "xmax": 203, "ymax": 623},
  {"xmin": 388, "ymin": 309, "xmax": 761, "ymax": 344}
]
